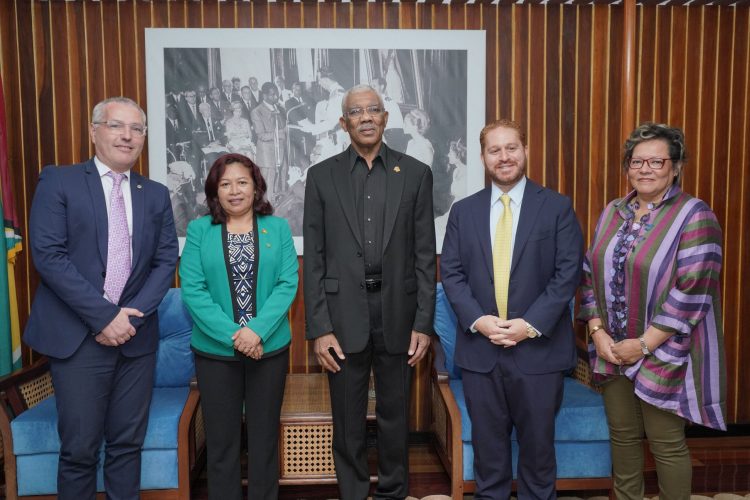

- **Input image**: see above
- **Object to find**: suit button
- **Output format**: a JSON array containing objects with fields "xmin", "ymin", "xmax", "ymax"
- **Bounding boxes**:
[
  {"xmin": 360, "ymin": 282, "xmax": 365, "ymax": 289},
  {"xmin": 102, "ymin": 272, "xmax": 106, "ymax": 277},
  {"xmin": 356, "ymin": 252, "xmax": 362, "ymax": 258}
]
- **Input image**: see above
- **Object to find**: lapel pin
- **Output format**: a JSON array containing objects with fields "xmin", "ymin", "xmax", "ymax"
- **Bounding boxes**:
[
  {"xmin": 262, "ymin": 228, "xmax": 268, "ymax": 234},
  {"xmin": 394, "ymin": 166, "xmax": 401, "ymax": 173},
  {"xmin": 136, "ymin": 184, "xmax": 142, "ymax": 189}
]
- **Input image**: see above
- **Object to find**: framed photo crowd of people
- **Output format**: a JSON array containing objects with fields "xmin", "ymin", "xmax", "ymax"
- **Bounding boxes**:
[{"xmin": 146, "ymin": 28, "xmax": 485, "ymax": 253}]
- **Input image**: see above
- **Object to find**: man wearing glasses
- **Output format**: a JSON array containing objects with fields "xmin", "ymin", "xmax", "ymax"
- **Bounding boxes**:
[
  {"xmin": 24, "ymin": 97, "xmax": 178, "ymax": 499},
  {"xmin": 304, "ymin": 84, "xmax": 436, "ymax": 499}
]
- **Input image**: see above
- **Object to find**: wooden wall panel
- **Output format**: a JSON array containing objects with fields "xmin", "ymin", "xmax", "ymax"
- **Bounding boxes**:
[{"xmin": 2, "ymin": 0, "xmax": 749, "ymax": 429}]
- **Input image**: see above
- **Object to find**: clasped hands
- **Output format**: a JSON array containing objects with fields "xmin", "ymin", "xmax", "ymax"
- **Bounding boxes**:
[
  {"xmin": 592, "ymin": 332, "xmax": 644, "ymax": 366},
  {"xmin": 232, "ymin": 326, "xmax": 264, "ymax": 360},
  {"xmin": 475, "ymin": 315, "xmax": 528, "ymax": 347},
  {"xmin": 96, "ymin": 307, "xmax": 143, "ymax": 346}
]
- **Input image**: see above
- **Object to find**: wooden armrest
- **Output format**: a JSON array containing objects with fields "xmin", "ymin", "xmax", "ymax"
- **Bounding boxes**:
[
  {"xmin": 573, "ymin": 341, "xmax": 599, "ymax": 391},
  {"xmin": 0, "ymin": 358, "xmax": 54, "ymax": 500},
  {"xmin": 430, "ymin": 341, "xmax": 450, "ymax": 383},
  {"xmin": 0, "ymin": 357, "xmax": 53, "ymax": 419}
]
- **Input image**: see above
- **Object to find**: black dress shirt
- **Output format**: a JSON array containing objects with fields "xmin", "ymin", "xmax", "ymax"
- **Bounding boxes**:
[{"xmin": 349, "ymin": 145, "xmax": 387, "ymax": 277}]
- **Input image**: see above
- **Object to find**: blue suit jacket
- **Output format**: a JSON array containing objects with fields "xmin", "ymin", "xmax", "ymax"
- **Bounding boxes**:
[
  {"xmin": 24, "ymin": 159, "xmax": 179, "ymax": 359},
  {"xmin": 440, "ymin": 179, "xmax": 583, "ymax": 374}
]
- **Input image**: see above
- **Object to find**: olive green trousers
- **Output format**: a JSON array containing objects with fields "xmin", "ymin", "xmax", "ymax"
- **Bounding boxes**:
[{"xmin": 602, "ymin": 375, "xmax": 692, "ymax": 500}]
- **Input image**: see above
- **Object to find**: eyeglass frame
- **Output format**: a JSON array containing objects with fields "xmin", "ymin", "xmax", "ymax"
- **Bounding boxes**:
[
  {"xmin": 345, "ymin": 105, "xmax": 385, "ymax": 119},
  {"xmin": 93, "ymin": 120, "xmax": 148, "ymax": 137},
  {"xmin": 627, "ymin": 157, "xmax": 673, "ymax": 170}
]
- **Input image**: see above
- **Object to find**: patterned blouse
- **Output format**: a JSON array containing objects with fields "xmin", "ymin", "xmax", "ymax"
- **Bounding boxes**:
[
  {"xmin": 579, "ymin": 185, "xmax": 726, "ymax": 430},
  {"xmin": 227, "ymin": 231, "xmax": 256, "ymax": 326}
]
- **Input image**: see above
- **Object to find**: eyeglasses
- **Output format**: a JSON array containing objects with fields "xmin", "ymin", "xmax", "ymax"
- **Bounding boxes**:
[
  {"xmin": 346, "ymin": 106, "xmax": 384, "ymax": 119},
  {"xmin": 628, "ymin": 157, "xmax": 671, "ymax": 170},
  {"xmin": 94, "ymin": 121, "xmax": 147, "ymax": 137}
]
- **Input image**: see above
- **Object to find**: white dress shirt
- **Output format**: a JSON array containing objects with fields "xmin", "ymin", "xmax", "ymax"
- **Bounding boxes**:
[
  {"xmin": 95, "ymin": 156, "xmax": 133, "ymax": 239},
  {"xmin": 471, "ymin": 176, "xmax": 541, "ymax": 336}
]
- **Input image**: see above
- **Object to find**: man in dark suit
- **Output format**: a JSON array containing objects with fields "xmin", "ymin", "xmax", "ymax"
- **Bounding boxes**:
[
  {"xmin": 285, "ymin": 81, "xmax": 315, "ymax": 169},
  {"xmin": 303, "ymin": 84, "xmax": 436, "ymax": 500},
  {"xmin": 440, "ymin": 119, "xmax": 583, "ymax": 500},
  {"xmin": 24, "ymin": 97, "xmax": 178, "ymax": 499},
  {"xmin": 177, "ymin": 89, "xmax": 200, "ymax": 133},
  {"xmin": 165, "ymin": 104, "xmax": 190, "ymax": 157},
  {"xmin": 238, "ymin": 85, "xmax": 255, "ymax": 121},
  {"xmin": 248, "ymin": 76, "xmax": 262, "ymax": 109},
  {"xmin": 208, "ymin": 87, "xmax": 228, "ymax": 122}
]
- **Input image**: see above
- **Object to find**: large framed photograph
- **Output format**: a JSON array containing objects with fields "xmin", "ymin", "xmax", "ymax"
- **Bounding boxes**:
[{"xmin": 145, "ymin": 28, "xmax": 486, "ymax": 254}]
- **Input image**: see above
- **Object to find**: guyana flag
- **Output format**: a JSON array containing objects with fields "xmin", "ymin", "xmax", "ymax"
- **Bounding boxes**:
[{"xmin": 0, "ymin": 76, "xmax": 23, "ymax": 375}]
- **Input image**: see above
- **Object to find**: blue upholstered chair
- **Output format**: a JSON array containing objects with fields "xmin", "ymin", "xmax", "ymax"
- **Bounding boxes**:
[
  {"xmin": 431, "ymin": 283, "xmax": 613, "ymax": 498},
  {"xmin": 0, "ymin": 288, "xmax": 205, "ymax": 500}
]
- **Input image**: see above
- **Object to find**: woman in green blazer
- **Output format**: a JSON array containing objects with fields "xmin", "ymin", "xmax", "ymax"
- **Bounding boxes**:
[{"xmin": 180, "ymin": 153, "xmax": 298, "ymax": 500}]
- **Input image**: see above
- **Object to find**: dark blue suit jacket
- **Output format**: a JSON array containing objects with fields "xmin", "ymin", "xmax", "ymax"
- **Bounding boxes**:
[
  {"xmin": 24, "ymin": 159, "xmax": 178, "ymax": 359},
  {"xmin": 440, "ymin": 179, "xmax": 583, "ymax": 375}
]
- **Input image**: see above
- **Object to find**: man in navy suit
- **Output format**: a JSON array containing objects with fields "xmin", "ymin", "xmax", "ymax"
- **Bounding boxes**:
[
  {"xmin": 24, "ymin": 97, "xmax": 178, "ymax": 500},
  {"xmin": 440, "ymin": 119, "xmax": 583, "ymax": 500}
]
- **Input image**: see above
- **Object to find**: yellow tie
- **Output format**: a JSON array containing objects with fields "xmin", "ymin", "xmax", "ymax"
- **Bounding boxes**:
[{"xmin": 493, "ymin": 194, "xmax": 512, "ymax": 319}]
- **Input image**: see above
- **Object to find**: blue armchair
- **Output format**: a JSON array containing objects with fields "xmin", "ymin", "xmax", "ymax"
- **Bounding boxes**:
[
  {"xmin": 0, "ymin": 288, "xmax": 205, "ymax": 500},
  {"xmin": 431, "ymin": 283, "xmax": 613, "ymax": 498}
]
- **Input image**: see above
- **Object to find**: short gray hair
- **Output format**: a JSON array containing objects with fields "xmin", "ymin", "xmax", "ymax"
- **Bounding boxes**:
[
  {"xmin": 340, "ymin": 84, "xmax": 384, "ymax": 117},
  {"xmin": 91, "ymin": 97, "xmax": 146, "ymax": 125},
  {"xmin": 623, "ymin": 122, "xmax": 687, "ymax": 184}
]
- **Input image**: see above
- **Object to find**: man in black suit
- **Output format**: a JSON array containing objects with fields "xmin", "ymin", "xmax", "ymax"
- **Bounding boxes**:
[
  {"xmin": 165, "ymin": 104, "xmax": 190, "ymax": 156},
  {"xmin": 303, "ymin": 84, "xmax": 436, "ymax": 500},
  {"xmin": 285, "ymin": 82, "xmax": 315, "ymax": 169},
  {"xmin": 248, "ymin": 77, "xmax": 262, "ymax": 109},
  {"xmin": 221, "ymin": 79, "xmax": 236, "ymax": 104},
  {"xmin": 177, "ymin": 89, "xmax": 200, "ymax": 133},
  {"xmin": 190, "ymin": 102, "xmax": 226, "ymax": 179},
  {"xmin": 238, "ymin": 86, "xmax": 254, "ymax": 120},
  {"xmin": 440, "ymin": 119, "xmax": 584, "ymax": 499},
  {"xmin": 208, "ymin": 87, "xmax": 228, "ymax": 121}
]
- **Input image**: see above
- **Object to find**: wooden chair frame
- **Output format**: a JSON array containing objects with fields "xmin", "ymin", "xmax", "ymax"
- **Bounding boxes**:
[
  {"xmin": 0, "ymin": 358, "xmax": 205, "ymax": 500},
  {"xmin": 430, "ymin": 341, "xmax": 613, "ymax": 498}
]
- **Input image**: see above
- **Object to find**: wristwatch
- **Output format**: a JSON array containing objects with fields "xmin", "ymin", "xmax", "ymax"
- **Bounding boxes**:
[
  {"xmin": 525, "ymin": 321, "xmax": 538, "ymax": 339},
  {"xmin": 638, "ymin": 336, "xmax": 652, "ymax": 356}
]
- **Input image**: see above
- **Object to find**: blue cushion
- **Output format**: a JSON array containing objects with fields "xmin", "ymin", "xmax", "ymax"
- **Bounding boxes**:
[
  {"xmin": 10, "ymin": 397, "xmax": 58, "ymax": 455},
  {"xmin": 11, "ymin": 387, "xmax": 189, "ymax": 455},
  {"xmin": 16, "ymin": 448, "xmax": 180, "ymax": 495},
  {"xmin": 450, "ymin": 377, "xmax": 612, "ymax": 480},
  {"xmin": 12, "ymin": 387, "xmax": 188, "ymax": 494},
  {"xmin": 155, "ymin": 288, "xmax": 195, "ymax": 388},
  {"xmin": 434, "ymin": 283, "xmax": 461, "ymax": 379}
]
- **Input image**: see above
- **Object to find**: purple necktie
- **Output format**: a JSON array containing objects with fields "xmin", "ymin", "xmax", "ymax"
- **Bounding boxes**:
[{"xmin": 104, "ymin": 172, "xmax": 131, "ymax": 304}]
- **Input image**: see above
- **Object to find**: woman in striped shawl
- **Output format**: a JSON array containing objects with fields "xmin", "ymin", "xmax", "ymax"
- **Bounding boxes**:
[{"xmin": 579, "ymin": 123, "xmax": 726, "ymax": 500}]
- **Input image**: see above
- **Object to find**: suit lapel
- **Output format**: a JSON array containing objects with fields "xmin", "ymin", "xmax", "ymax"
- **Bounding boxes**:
[
  {"xmin": 130, "ymin": 171, "xmax": 145, "ymax": 269},
  {"xmin": 330, "ymin": 152, "xmax": 363, "ymax": 248},
  {"xmin": 84, "ymin": 160, "xmax": 108, "ymax": 266},
  {"xmin": 472, "ymin": 187, "xmax": 494, "ymax": 277},
  {"xmin": 382, "ymin": 146, "xmax": 405, "ymax": 253},
  {"xmin": 511, "ymin": 180, "xmax": 544, "ymax": 273}
]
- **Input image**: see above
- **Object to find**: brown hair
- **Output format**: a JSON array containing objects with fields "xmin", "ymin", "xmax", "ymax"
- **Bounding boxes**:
[
  {"xmin": 479, "ymin": 119, "xmax": 527, "ymax": 151},
  {"xmin": 204, "ymin": 153, "xmax": 273, "ymax": 224}
]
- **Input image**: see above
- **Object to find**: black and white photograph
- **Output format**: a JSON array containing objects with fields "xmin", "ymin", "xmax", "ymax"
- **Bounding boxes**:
[{"xmin": 146, "ymin": 29, "xmax": 486, "ymax": 253}]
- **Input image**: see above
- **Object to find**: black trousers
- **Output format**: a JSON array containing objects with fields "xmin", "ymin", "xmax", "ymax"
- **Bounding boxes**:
[
  {"xmin": 49, "ymin": 334, "xmax": 156, "ymax": 500},
  {"xmin": 328, "ymin": 290, "xmax": 413, "ymax": 500},
  {"xmin": 195, "ymin": 349, "xmax": 289, "ymax": 500}
]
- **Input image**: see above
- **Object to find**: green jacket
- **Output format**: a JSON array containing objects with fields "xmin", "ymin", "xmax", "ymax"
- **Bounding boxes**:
[{"xmin": 179, "ymin": 215, "xmax": 298, "ymax": 357}]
